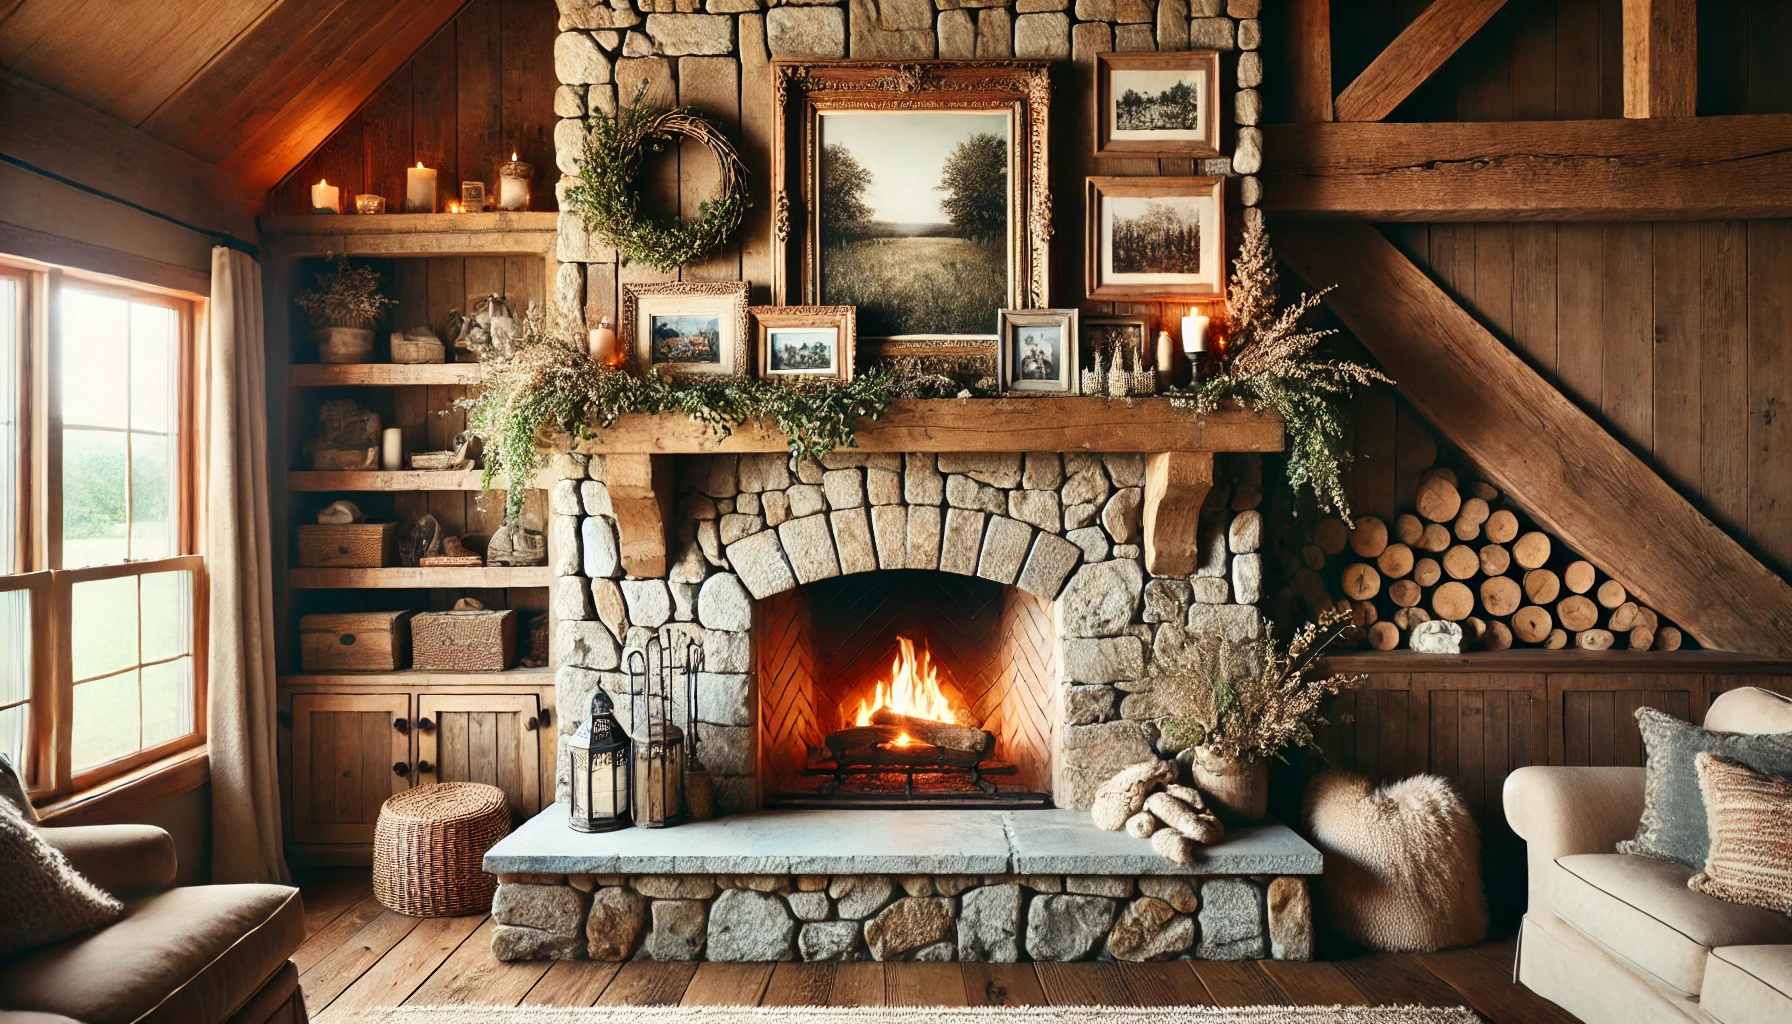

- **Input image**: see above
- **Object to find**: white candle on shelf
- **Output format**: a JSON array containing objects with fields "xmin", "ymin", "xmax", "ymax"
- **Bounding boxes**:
[
  {"xmin": 1180, "ymin": 307, "xmax": 1210, "ymax": 355},
  {"xmin": 499, "ymin": 153, "xmax": 532, "ymax": 212},
  {"xmin": 405, "ymin": 163, "xmax": 437, "ymax": 213},
  {"xmin": 381, "ymin": 428, "xmax": 403, "ymax": 472},
  {"xmin": 310, "ymin": 179, "xmax": 340, "ymax": 214}
]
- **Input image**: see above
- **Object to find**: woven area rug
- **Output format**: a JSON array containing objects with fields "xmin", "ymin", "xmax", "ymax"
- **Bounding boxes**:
[{"xmin": 349, "ymin": 1006, "xmax": 1482, "ymax": 1023}]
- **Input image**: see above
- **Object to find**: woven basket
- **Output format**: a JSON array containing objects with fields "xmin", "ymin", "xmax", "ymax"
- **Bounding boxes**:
[{"xmin": 372, "ymin": 782, "xmax": 511, "ymax": 917}]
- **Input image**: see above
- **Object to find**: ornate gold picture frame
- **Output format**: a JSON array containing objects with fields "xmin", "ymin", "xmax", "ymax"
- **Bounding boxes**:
[{"xmin": 621, "ymin": 281, "xmax": 751, "ymax": 380}]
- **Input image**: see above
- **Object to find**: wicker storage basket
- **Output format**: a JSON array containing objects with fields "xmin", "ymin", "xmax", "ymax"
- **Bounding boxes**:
[{"xmin": 372, "ymin": 782, "xmax": 510, "ymax": 917}]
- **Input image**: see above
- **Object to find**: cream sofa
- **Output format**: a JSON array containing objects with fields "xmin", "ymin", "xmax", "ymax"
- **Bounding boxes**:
[{"xmin": 1504, "ymin": 686, "xmax": 1792, "ymax": 1024}]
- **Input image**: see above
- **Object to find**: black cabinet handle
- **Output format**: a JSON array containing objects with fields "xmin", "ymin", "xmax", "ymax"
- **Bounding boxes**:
[
  {"xmin": 537, "ymin": 708, "xmax": 551, "ymax": 727},
  {"xmin": 392, "ymin": 762, "xmax": 410, "ymax": 777},
  {"xmin": 416, "ymin": 717, "xmax": 435, "ymax": 732},
  {"xmin": 525, "ymin": 717, "xmax": 539, "ymax": 731},
  {"xmin": 417, "ymin": 760, "xmax": 434, "ymax": 774},
  {"xmin": 393, "ymin": 717, "xmax": 409, "ymax": 734}
]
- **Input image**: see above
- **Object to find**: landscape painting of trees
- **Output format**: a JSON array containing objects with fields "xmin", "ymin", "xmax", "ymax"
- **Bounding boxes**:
[
  {"xmin": 817, "ymin": 111, "xmax": 1010, "ymax": 337},
  {"xmin": 1086, "ymin": 177, "xmax": 1224, "ymax": 299}
]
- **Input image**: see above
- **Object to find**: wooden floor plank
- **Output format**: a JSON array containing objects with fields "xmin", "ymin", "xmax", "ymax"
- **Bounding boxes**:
[
  {"xmin": 681, "ymin": 963, "xmax": 775, "ymax": 1005},
  {"xmin": 829, "ymin": 962, "xmax": 886, "ymax": 1006},
  {"xmin": 1334, "ymin": 952, "xmax": 1466, "ymax": 1006},
  {"xmin": 886, "ymin": 962, "xmax": 967, "ymax": 1006},
  {"xmin": 313, "ymin": 913, "xmax": 485, "ymax": 1022},
  {"xmin": 520, "ymin": 961, "xmax": 622, "ymax": 1006},
  {"xmin": 596, "ymin": 961, "xmax": 700, "ymax": 1006},
  {"xmin": 962, "ymin": 963, "xmax": 1047, "ymax": 1006},
  {"xmin": 292, "ymin": 893, "xmax": 390, "ymax": 975},
  {"xmin": 297, "ymin": 908, "xmax": 424, "ymax": 1015},
  {"xmin": 1190, "ymin": 961, "xmax": 1291, "ymax": 1007},
  {"xmin": 1037, "ymin": 962, "xmax": 1135, "ymax": 1005},
  {"xmin": 1261, "ymin": 960, "xmax": 1371, "ymax": 1005},
  {"xmin": 762, "ymin": 963, "xmax": 835, "ymax": 1006},
  {"xmin": 1417, "ymin": 947, "xmax": 1579, "ymax": 1024},
  {"xmin": 403, "ymin": 918, "xmax": 550, "ymax": 1007},
  {"xmin": 295, "ymin": 869, "xmax": 374, "ymax": 938},
  {"xmin": 1116, "ymin": 962, "xmax": 1214, "ymax": 1006}
]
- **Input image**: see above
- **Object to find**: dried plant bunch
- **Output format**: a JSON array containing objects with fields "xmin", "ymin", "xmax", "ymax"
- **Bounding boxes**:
[
  {"xmin": 1155, "ymin": 607, "xmax": 1365, "ymax": 764},
  {"xmin": 295, "ymin": 254, "xmax": 398, "ymax": 330}
]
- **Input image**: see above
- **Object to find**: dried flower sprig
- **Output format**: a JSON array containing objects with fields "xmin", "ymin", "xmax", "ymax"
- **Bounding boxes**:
[{"xmin": 294, "ymin": 254, "xmax": 398, "ymax": 330}]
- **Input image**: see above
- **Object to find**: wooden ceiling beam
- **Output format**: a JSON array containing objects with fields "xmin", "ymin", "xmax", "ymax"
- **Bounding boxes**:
[
  {"xmin": 1623, "ymin": 0, "xmax": 1697, "ymax": 118},
  {"xmin": 1276, "ymin": 220, "xmax": 1792, "ymax": 658},
  {"xmin": 1332, "ymin": 0, "xmax": 1508, "ymax": 122},
  {"xmin": 1261, "ymin": 115, "xmax": 1792, "ymax": 220},
  {"xmin": 1284, "ymin": 0, "xmax": 1333, "ymax": 122}
]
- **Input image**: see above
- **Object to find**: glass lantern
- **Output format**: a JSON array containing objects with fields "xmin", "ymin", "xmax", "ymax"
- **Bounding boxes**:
[
  {"xmin": 567, "ymin": 687, "xmax": 630, "ymax": 833},
  {"xmin": 626, "ymin": 634, "xmax": 697, "ymax": 828}
]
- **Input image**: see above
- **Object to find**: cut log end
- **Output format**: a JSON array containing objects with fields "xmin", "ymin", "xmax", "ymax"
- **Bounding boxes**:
[
  {"xmin": 1576, "ymin": 629, "xmax": 1616, "ymax": 652},
  {"xmin": 1512, "ymin": 531, "xmax": 1552, "ymax": 569},
  {"xmin": 1597, "ymin": 579, "xmax": 1628, "ymax": 610},
  {"xmin": 1433, "ymin": 581, "xmax": 1475, "ymax": 621},
  {"xmin": 1349, "ymin": 516, "xmax": 1389, "ymax": 558},
  {"xmin": 1564, "ymin": 560, "xmax": 1596, "ymax": 594},
  {"xmin": 1342, "ymin": 562, "xmax": 1381, "ymax": 601},
  {"xmin": 1368, "ymin": 620, "xmax": 1400, "ymax": 651},
  {"xmin": 1314, "ymin": 518, "xmax": 1350, "ymax": 556},
  {"xmin": 1389, "ymin": 578, "xmax": 1422, "ymax": 608},
  {"xmin": 1394, "ymin": 514, "xmax": 1425, "ymax": 546},
  {"xmin": 1377, "ymin": 542, "xmax": 1415, "ymax": 579},
  {"xmin": 1483, "ymin": 619, "xmax": 1513, "ymax": 651},
  {"xmin": 1512, "ymin": 605, "xmax": 1553, "ymax": 644},
  {"xmin": 1416, "ymin": 476, "xmax": 1462, "ymax": 524},
  {"xmin": 1484, "ymin": 509, "xmax": 1519, "ymax": 544},
  {"xmin": 1523, "ymin": 568, "xmax": 1561, "ymax": 605},
  {"xmin": 1480, "ymin": 576, "xmax": 1523, "ymax": 617},
  {"xmin": 1558, "ymin": 594, "xmax": 1599, "ymax": 632},
  {"xmin": 1412, "ymin": 557, "xmax": 1442, "ymax": 588},
  {"xmin": 1442, "ymin": 544, "xmax": 1479, "ymax": 580}
]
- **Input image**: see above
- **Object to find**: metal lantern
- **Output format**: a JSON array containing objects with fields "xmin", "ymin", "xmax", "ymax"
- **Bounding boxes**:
[
  {"xmin": 625, "ymin": 633, "xmax": 696, "ymax": 828},
  {"xmin": 567, "ymin": 687, "xmax": 631, "ymax": 833}
]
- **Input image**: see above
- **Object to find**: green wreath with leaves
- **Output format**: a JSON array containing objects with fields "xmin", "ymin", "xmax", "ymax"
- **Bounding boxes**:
[{"xmin": 564, "ymin": 84, "xmax": 749, "ymax": 273}]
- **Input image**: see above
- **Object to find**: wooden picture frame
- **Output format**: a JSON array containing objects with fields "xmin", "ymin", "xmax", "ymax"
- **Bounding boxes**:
[
  {"xmin": 750, "ymin": 305, "xmax": 856, "ymax": 383},
  {"xmin": 1085, "ymin": 176, "xmax": 1226, "ymax": 301},
  {"xmin": 997, "ymin": 308, "xmax": 1079, "ymax": 396},
  {"xmin": 1082, "ymin": 314, "xmax": 1153, "ymax": 374},
  {"xmin": 621, "ymin": 281, "xmax": 750, "ymax": 380},
  {"xmin": 770, "ymin": 60, "xmax": 1054, "ymax": 344},
  {"xmin": 1094, "ymin": 51, "xmax": 1222, "ymax": 158}
]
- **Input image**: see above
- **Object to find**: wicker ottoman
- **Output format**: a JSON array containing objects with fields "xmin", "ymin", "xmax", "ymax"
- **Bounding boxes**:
[{"xmin": 373, "ymin": 782, "xmax": 511, "ymax": 917}]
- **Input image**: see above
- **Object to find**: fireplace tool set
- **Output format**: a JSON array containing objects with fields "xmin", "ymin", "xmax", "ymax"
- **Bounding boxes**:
[{"xmin": 567, "ymin": 631, "xmax": 711, "ymax": 833}]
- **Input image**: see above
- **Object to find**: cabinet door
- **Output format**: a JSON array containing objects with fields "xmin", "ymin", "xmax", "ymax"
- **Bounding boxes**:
[
  {"xmin": 416, "ymin": 693, "xmax": 542, "ymax": 822},
  {"xmin": 290, "ymin": 693, "xmax": 413, "ymax": 845}
]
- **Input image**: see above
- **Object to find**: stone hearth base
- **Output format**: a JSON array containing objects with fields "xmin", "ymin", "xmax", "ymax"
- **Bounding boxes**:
[{"xmin": 483, "ymin": 807, "xmax": 1320, "ymax": 964}]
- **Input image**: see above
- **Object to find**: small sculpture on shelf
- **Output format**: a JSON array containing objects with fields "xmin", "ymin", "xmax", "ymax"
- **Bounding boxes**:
[
  {"xmin": 306, "ymin": 400, "xmax": 381, "ymax": 470},
  {"xmin": 400, "ymin": 514, "xmax": 444, "ymax": 566},
  {"xmin": 487, "ymin": 520, "xmax": 546, "ymax": 567},
  {"xmin": 446, "ymin": 295, "xmax": 520, "ymax": 362},
  {"xmin": 1082, "ymin": 332, "xmax": 1155, "ymax": 398},
  {"xmin": 316, "ymin": 499, "xmax": 364, "ymax": 525},
  {"xmin": 389, "ymin": 326, "xmax": 445, "ymax": 364},
  {"xmin": 418, "ymin": 534, "xmax": 483, "ymax": 568},
  {"xmin": 408, "ymin": 431, "xmax": 476, "ymax": 472}
]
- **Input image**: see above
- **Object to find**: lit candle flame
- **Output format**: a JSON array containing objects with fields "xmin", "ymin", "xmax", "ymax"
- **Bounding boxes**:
[
  {"xmin": 511, "ymin": 152, "xmax": 519, "ymax": 161},
  {"xmin": 416, "ymin": 162, "xmax": 425, "ymax": 169}
]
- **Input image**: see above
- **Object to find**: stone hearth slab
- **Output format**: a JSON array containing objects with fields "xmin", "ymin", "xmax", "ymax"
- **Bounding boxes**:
[{"xmin": 484, "ymin": 805, "xmax": 1321, "ymax": 876}]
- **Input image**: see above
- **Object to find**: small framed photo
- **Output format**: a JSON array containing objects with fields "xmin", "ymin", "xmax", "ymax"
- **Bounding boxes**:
[
  {"xmin": 750, "ymin": 305, "xmax": 856, "ymax": 383},
  {"xmin": 997, "ymin": 308, "xmax": 1080, "ymax": 396},
  {"xmin": 622, "ymin": 282, "xmax": 750, "ymax": 379},
  {"xmin": 1086, "ymin": 176, "xmax": 1226, "ymax": 301},
  {"xmin": 1094, "ymin": 51, "xmax": 1222, "ymax": 159}
]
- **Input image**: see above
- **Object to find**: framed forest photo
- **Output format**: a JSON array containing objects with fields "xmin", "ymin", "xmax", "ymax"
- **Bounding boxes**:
[
  {"xmin": 1094, "ymin": 51, "xmax": 1221, "ymax": 159},
  {"xmin": 1085, "ymin": 176, "xmax": 1225, "ymax": 301},
  {"xmin": 621, "ymin": 281, "xmax": 750, "ymax": 380},
  {"xmin": 770, "ymin": 60, "xmax": 1053, "ymax": 350},
  {"xmin": 750, "ymin": 305, "xmax": 856, "ymax": 383}
]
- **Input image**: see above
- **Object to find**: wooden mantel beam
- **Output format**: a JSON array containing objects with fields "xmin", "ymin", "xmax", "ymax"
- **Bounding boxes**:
[
  {"xmin": 1623, "ymin": 0, "xmax": 1697, "ymax": 118},
  {"xmin": 1333, "ymin": 0, "xmax": 1509, "ymax": 122},
  {"xmin": 1276, "ymin": 221, "xmax": 1792, "ymax": 658},
  {"xmin": 1262, "ymin": 116, "xmax": 1792, "ymax": 220}
]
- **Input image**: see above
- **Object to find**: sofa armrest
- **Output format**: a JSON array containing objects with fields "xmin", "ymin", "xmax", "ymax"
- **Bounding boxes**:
[
  {"xmin": 38, "ymin": 823, "xmax": 177, "ymax": 897},
  {"xmin": 1504, "ymin": 765, "xmax": 1645, "ymax": 908}
]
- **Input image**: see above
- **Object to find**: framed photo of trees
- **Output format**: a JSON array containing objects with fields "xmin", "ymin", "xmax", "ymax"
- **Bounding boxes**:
[
  {"xmin": 1085, "ymin": 176, "xmax": 1226, "ymax": 301},
  {"xmin": 1093, "ymin": 51, "xmax": 1221, "ymax": 159},
  {"xmin": 769, "ymin": 60, "xmax": 1053, "ymax": 352}
]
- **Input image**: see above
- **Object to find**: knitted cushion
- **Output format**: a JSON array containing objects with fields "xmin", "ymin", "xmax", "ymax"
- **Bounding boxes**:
[
  {"xmin": 0, "ymin": 801, "xmax": 123, "ymax": 957},
  {"xmin": 0, "ymin": 753, "xmax": 33, "ymax": 822},
  {"xmin": 1690, "ymin": 753, "xmax": 1792, "ymax": 915},
  {"xmin": 1619, "ymin": 707, "xmax": 1792, "ymax": 868}
]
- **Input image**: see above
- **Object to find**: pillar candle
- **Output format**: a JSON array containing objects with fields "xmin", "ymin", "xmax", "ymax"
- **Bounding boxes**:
[
  {"xmin": 405, "ymin": 163, "xmax": 437, "ymax": 213},
  {"xmin": 380, "ymin": 428, "xmax": 403, "ymax": 472},
  {"xmin": 588, "ymin": 317, "xmax": 618, "ymax": 364},
  {"xmin": 1180, "ymin": 308, "xmax": 1210, "ymax": 354},
  {"xmin": 499, "ymin": 154, "xmax": 532, "ymax": 212},
  {"xmin": 310, "ymin": 179, "xmax": 340, "ymax": 214}
]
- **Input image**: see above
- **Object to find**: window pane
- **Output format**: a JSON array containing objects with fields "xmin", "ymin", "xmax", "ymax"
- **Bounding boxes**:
[
  {"xmin": 141, "ymin": 657, "xmax": 193, "ymax": 748},
  {"xmin": 0, "ymin": 277, "xmax": 17, "ymax": 572},
  {"xmin": 0, "ymin": 704, "xmax": 23, "ymax": 776},
  {"xmin": 72, "ymin": 669, "xmax": 139, "ymax": 770},
  {"xmin": 140, "ymin": 569, "xmax": 191, "ymax": 662},
  {"xmin": 71, "ymin": 575, "xmax": 137, "ymax": 681},
  {"xmin": 0, "ymin": 588, "xmax": 27, "ymax": 772},
  {"xmin": 61, "ymin": 290, "xmax": 130, "ymax": 430},
  {"xmin": 62, "ymin": 429, "xmax": 128, "ymax": 568},
  {"xmin": 130, "ymin": 304, "xmax": 175, "ymax": 432},
  {"xmin": 129, "ymin": 433, "xmax": 173, "ymax": 560}
]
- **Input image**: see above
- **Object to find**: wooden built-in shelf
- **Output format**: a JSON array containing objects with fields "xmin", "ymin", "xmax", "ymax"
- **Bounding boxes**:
[
  {"xmin": 277, "ymin": 666, "xmax": 552, "ymax": 688},
  {"xmin": 287, "ymin": 470, "xmax": 546, "ymax": 492},
  {"xmin": 288, "ymin": 363, "xmax": 485, "ymax": 387},
  {"xmin": 1320, "ymin": 649, "xmax": 1792, "ymax": 674},
  {"xmin": 289, "ymin": 567, "xmax": 553, "ymax": 589},
  {"xmin": 259, "ymin": 212, "xmax": 559, "ymax": 257}
]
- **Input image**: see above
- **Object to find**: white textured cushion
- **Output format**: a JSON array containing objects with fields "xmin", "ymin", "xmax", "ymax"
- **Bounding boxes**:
[
  {"xmin": 1705, "ymin": 687, "xmax": 1792, "ymax": 735},
  {"xmin": 0, "ymin": 803, "xmax": 122, "ymax": 957},
  {"xmin": 1702, "ymin": 945, "xmax": 1792, "ymax": 1024}
]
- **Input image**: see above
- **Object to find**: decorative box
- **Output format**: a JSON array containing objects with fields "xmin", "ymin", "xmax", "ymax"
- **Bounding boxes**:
[
  {"xmin": 300, "ymin": 611, "xmax": 412, "ymax": 672},
  {"xmin": 297, "ymin": 522, "xmax": 398, "ymax": 568},
  {"xmin": 410, "ymin": 609, "xmax": 517, "ymax": 672}
]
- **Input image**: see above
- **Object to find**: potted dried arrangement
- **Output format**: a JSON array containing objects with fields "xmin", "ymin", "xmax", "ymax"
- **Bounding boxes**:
[
  {"xmin": 1155, "ymin": 607, "xmax": 1364, "ymax": 823},
  {"xmin": 295, "ymin": 254, "xmax": 398, "ymax": 364}
]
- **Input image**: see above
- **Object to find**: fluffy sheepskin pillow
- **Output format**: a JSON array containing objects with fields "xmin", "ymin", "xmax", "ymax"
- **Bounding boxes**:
[
  {"xmin": 0, "ymin": 800, "xmax": 123, "ymax": 957},
  {"xmin": 1303, "ymin": 770, "xmax": 1488, "ymax": 952}
]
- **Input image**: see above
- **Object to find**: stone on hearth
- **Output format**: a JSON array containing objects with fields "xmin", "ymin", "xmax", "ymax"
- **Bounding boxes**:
[
  {"xmin": 800, "ymin": 920, "xmax": 862, "ymax": 961},
  {"xmin": 1008, "ymin": 489, "xmax": 1061, "ymax": 533},
  {"xmin": 937, "ymin": 8, "xmax": 974, "ymax": 58},
  {"xmin": 552, "ymin": 516, "xmax": 582, "ymax": 576},
  {"xmin": 738, "ymin": 453, "xmax": 791, "ymax": 493},
  {"xmin": 1017, "ymin": 531, "xmax": 1082, "ymax": 600},
  {"xmin": 1188, "ymin": 603, "xmax": 1264, "ymax": 642},
  {"xmin": 1102, "ymin": 454, "xmax": 1144, "ymax": 488},
  {"xmin": 1025, "ymin": 894, "xmax": 1115, "ymax": 961},
  {"xmin": 581, "ymin": 516, "xmax": 621, "ymax": 578},
  {"xmin": 1143, "ymin": 579, "xmax": 1191, "ymax": 623},
  {"xmin": 830, "ymin": 875, "xmax": 896, "ymax": 919},
  {"xmin": 1061, "ymin": 464, "xmax": 1110, "ymax": 508},
  {"xmin": 787, "ymin": 484, "xmax": 826, "ymax": 518},
  {"xmin": 1107, "ymin": 896, "xmax": 1196, "ymax": 961},
  {"xmin": 1188, "ymin": 15, "xmax": 1234, "ymax": 49},
  {"xmin": 556, "ymin": 0, "xmax": 642, "ymax": 29},
  {"xmin": 554, "ymin": 576, "xmax": 595, "ymax": 621},
  {"xmin": 1016, "ymin": 0, "xmax": 1068, "ymax": 9},
  {"xmin": 1061, "ymin": 637, "xmax": 1144, "ymax": 685},
  {"xmin": 787, "ymin": 890, "xmax": 831, "ymax": 921},
  {"xmin": 938, "ymin": 454, "xmax": 1022, "ymax": 488},
  {"xmin": 1018, "ymin": 875, "xmax": 1063, "ymax": 892},
  {"xmin": 1057, "ymin": 559, "xmax": 1144, "ymax": 637},
  {"xmin": 823, "ymin": 469, "xmax": 865, "ymax": 509},
  {"xmin": 1101, "ymin": 488, "xmax": 1143, "ymax": 544},
  {"xmin": 699, "ymin": 725, "xmax": 752, "ymax": 776},
  {"xmin": 556, "ymin": 31, "xmax": 613, "ymax": 83},
  {"xmin": 1191, "ymin": 576, "xmax": 1230, "ymax": 604},
  {"xmin": 906, "ymin": 505, "xmax": 943, "ymax": 570},
  {"xmin": 1198, "ymin": 878, "xmax": 1267, "ymax": 959},
  {"xmin": 1195, "ymin": 507, "xmax": 1228, "ymax": 577},
  {"xmin": 761, "ymin": 489, "xmax": 791, "ymax": 527},
  {"xmin": 495, "ymin": 883, "xmax": 590, "ymax": 937},
  {"xmin": 492, "ymin": 923, "xmax": 582, "ymax": 961},
  {"xmin": 1064, "ymin": 684, "xmax": 1118, "ymax": 725},
  {"xmin": 1138, "ymin": 876, "xmax": 1200, "ymax": 914},
  {"xmin": 581, "ymin": 480, "xmax": 614, "ymax": 516},
  {"xmin": 644, "ymin": 13, "xmax": 733, "ymax": 53},
  {"xmin": 592, "ymin": 578, "xmax": 627, "ymax": 636},
  {"xmin": 939, "ymin": 508, "xmax": 986, "ymax": 576},
  {"xmin": 977, "ymin": 516, "xmax": 1033, "ymax": 585},
  {"xmin": 1238, "ymin": 16, "xmax": 1260, "ymax": 49},
  {"xmin": 1234, "ymin": 126, "xmax": 1263, "ymax": 175},
  {"xmin": 957, "ymin": 884, "xmax": 1022, "ymax": 962},
  {"xmin": 555, "ymin": 666, "xmax": 601, "ymax": 730},
  {"xmin": 780, "ymin": 515, "xmax": 840, "ymax": 583},
  {"xmin": 912, "ymin": 941, "xmax": 956, "ymax": 961},
  {"xmin": 646, "ymin": 899, "xmax": 709, "ymax": 960},
  {"xmin": 871, "ymin": 505, "xmax": 907, "ymax": 569},
  {"xmin": 1228, "ymin": 510, "xmax": 1262, "ymax": 553},
  {"xmin": 726, "ymin": 529, "xmax": 797, "ymax": 599},
  {"xmin": 904, "ymin": 454, "xmax": 944, "ymax": 504},
  {"xmin": 767, "ymin": 6, "xmax": 848, "ymax": 57},
  {"xmin": 557, "ymin": 621, "xmax": 620, "ymax": 670},
  {"xmin": 1065, "ymin": 526, "xmax": 1109, "ymax": 563},
  {"xmin": 621, "ymin": 579, "xmax": 672, "ymax": 629},
  {"xmin": 1014, "ymin": 11, "xmax": 1070, "ymax": 58},
  {"xmin": 1240, "ymin": 176, "xmax": 1262, "ymax": 207},
  {"xmin": 946, "ymin": 474, "xmax": 1005, "ymax": 515},
  {"xmin": 696, "ymin": 573, "xmax": 752, "ymax": 632},
  {"xmin": 1237, "ymin": 48, "xmax": 1263, "ymax": 88},
  {"xmin": 1067, "ymin": 876, "xmax": 1134, "ymax": 898},
  {"xmin": 1267, "ymin": 876, "xmax": 1313, "ymax": 961},
  {"xmin": 865, "ymin": 897, "xmax": 956, "ymax": 961},
  {"xmin": 586, "ymin": 887, "xmax": 648, "ymax": 960},
  {"xmin": 552, "ymin": 479, "xmax": 583, "ymax": 517},
  {"xmin": 900, "ymin": 876, "xmax": 935, "ymax": 897},
  {"xmin": 698, "ymin": 455, "xmax": 739, "ymax": 498},
  {"xmin": 796, "ymin": 875, "xmax": 828, "ymax": 892},
  {"xmin": 934, "ymin": 876, "xmax": 980, "ymax": 897},
  {"xmin": 708, "ymin": 889, "xmax": 797, "ymax": 962},
  {"xmin": 832, "ymin": 508, "xmax": 878, "ymax": 575},
  {"xmin": 866, "ymin": 467, "xmax": 902, "ymax": 505},
  {"xmin": 736, "ymin": 492, "xmax": 761, "ymax": 517},
  {"xmin": 1061, "ymin": 722, "xmax": 1157, "ymax": 808},
  {"xmin": 634, "ymin": 874, "xmax": 717, "ymax": 899},
  {"xmin": 1152, "ymin": 828, "xmax": 1197, "ymax": 865}
]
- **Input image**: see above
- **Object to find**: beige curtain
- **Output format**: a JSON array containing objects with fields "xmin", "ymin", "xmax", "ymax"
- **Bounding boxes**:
[{"xmin": 207, "ymin": 247, "xmax": 288, "ymax": 884}]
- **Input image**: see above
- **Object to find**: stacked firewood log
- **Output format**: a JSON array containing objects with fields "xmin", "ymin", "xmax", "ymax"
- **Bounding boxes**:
[{"xmin": 1295, "ymin": 469, "xmax": 1686, "ymax": 653}]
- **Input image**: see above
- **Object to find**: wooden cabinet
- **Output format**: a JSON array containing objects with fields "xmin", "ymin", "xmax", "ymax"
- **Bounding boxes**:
[
  {"xmin": 288, "ymin": 693, "xmax": 414, "ymax": 846},
  {"xmin": 416, "ymin": 693, "xmax": 543, "ymax": 824}
]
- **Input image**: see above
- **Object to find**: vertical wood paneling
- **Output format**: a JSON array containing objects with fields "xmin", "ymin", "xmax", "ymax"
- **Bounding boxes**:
[
  {"xmin": 1601, "ymin": 223, "xmax": 1653, "ymax": 456},
  {"xmin": 1650, "ymin": 222, "xmax": 1701, "ymax": 497},
  {"xmin": 411, "ymin": 24, "xmax": 458, "ymax": 213},
  {"xmin": 1699, "ymin": 222, "xmax": 1749, "ymax": 538},
  {"xmin": 456, "ymin": 0, "xmax": 504, "ymax": 203},
  {"xmin": 678, "ymin": 56, "xmax": 742, "ymax": 284},
  {"xmin": 1746, "ymin": 222, "xmax": 1792, "ymax": 574},
  {"xmin": 500, "ymin": 0, "xmax": 558, "ymax": 207}
]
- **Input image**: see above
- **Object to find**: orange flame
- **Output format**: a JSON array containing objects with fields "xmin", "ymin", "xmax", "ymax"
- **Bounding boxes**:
[{"xmin": 854, "ymin": 636, "xmax": 953, "ymax": 735}]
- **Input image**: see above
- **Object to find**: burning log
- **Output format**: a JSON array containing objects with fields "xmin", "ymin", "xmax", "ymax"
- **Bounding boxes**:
[
  {"xmin": 869, "ymin": 708, "xmax": 995, "ymax": 758},
  {"xmin": 825, "ymin": 726, "xmax": 903, "ymax": 758}
]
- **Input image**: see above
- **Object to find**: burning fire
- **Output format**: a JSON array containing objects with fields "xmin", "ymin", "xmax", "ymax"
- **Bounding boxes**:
[{"xmin": 854, "ymin": 636, "xmax": 953, "ymax": 745}]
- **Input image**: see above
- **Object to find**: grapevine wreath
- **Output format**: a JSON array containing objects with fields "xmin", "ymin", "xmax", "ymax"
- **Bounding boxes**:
[{"xmin": 566, "ymin": 85, "xmax": 749, "ymax": 272}]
